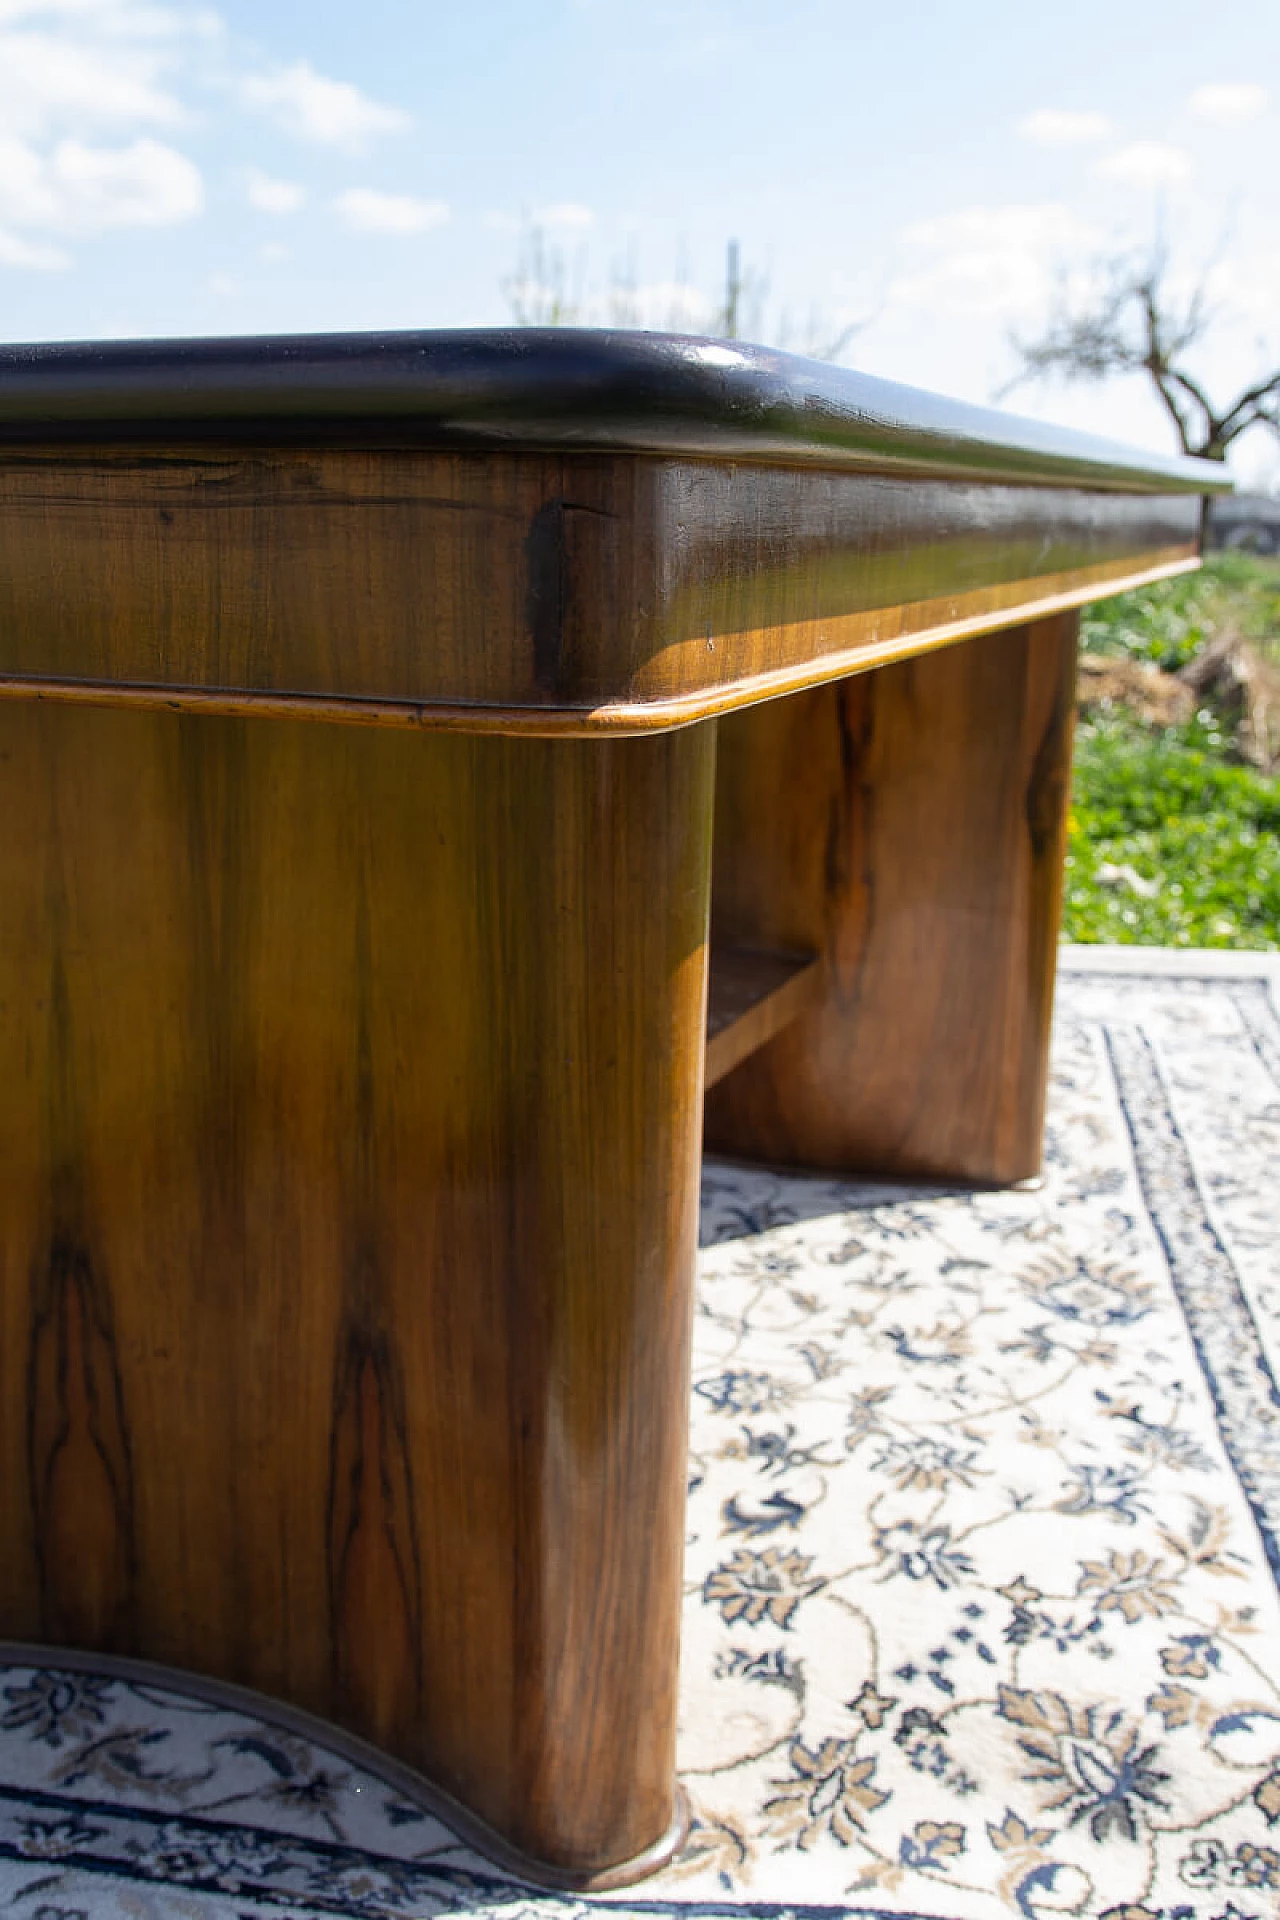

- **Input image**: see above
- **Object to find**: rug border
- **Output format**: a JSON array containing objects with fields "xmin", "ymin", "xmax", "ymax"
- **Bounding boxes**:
[
  {"xmin": 0, "ymin": 1638, "xmax": 692, "ymax": 1897},
  {"xmin": 0, "ymin": 1653, "xmax": 967, "ymax": 1920},
  {"xmin": 1059, "ymin": 941, "xmax": 1280, "ymax": 988},
  {"xmin": 5, "ymin": 951, "xmax": 1272, "ymax": 1920}
]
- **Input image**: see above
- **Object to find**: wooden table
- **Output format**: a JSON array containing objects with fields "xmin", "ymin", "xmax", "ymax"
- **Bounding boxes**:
[{"xmin": 0, "ymin": 331, "xmax": 1225, "ymax": 1887}]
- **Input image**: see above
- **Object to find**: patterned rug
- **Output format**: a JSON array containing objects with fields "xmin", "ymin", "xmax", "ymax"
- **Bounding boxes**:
[{"xmin": 3, "ymin": 947, "xmax": 1279, "ymax": 1920}]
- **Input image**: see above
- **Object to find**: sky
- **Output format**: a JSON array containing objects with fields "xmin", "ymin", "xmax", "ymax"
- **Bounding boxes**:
[{"xmin": 1, "ymin": 0, "xmax": 1278, "ymax": 483}]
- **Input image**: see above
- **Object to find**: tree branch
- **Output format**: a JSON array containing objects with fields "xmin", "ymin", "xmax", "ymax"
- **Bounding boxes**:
[
  {"xmin": 1215, "ymin": 370, "xmax": 1280, "ymax": 439},
  {"xmin": 1004, "ymin": 239, "xmax": 1279, "ymax": 463}
]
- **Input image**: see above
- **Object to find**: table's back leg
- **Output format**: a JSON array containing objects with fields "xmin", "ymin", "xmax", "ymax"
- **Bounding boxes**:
[
  {"xmin": 705, "ymin": 611, "xmax": 1079, "ymax": 1185},
  {"xmin": 0, "ymin": 702, "xmax": 715, "ymax": 1884}
]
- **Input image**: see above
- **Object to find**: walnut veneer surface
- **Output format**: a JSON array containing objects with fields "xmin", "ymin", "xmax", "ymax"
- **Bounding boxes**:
[{"xmin": 0, "ymin": 330, "xmax": 1225, "ymax": 1885}]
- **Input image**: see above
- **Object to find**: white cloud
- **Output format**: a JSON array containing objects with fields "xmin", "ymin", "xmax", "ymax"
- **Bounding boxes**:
[
  {"xmin": 0, "ymin": 1, "xmax": 203, "ymax": 29},
  {"xmin": 1097, "ymin": 142, "xmax": 1192, "ymax": 186},
  {"xmin": 0, "ymin": 2, "xmax": 189, "ymax": 140},
  {"xmin": 242, "ymin": 60, "xmax": 410, "ymax": 149},
  {"xmin": 335, "ymin": 188, "xmax": 448, "ymax": 234},
  {"xmin": 609, "ymin": 279, "xmax": 714, "ymax": 329},
  {"xmin": 0, "ymin": 0, "xmax": 206, "ymax": 266},
  {"xmin": 0, "ymin": 133, "xmax": 202, "ymax": 234},
  {"xmin": 536, "ymin": 201, "xmax": 594, "ymax": 231},
  {"xmin": 1201, "ymin": 248, "xmax": 1280, "ymax": 327},
  {"xmin": 891, "ymin": 203, "xmax": 1096, "ymax": 316},
  {"xmin": 1017, "ymin": 107, "xmax": 1109, "ymax": 145},
  {"xmin": 1189, "ymin": 82, "xmax": 1268, "ymax": 122},
  {"xmin": 0, "ymin": 227, "xmax": 70, "ymax": 268},
  {"xmin": 904, "ymin": 205, "xmax": 1090, "ymax": 251},
  {"xmin": 245, "ymin": 167, "xmax": 304, "ymax": 215}
]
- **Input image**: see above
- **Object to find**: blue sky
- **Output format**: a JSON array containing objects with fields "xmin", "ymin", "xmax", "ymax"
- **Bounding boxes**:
[{"xmin": 1, "ymin": 0, "xmax": 1278, "ymax": 480}]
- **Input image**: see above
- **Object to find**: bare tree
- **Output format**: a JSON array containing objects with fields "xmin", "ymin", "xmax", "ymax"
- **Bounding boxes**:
[
  {"xmin": 501, "ymin": 226, "xmax": 584, "ymax": 326},
  {"xmin": 502, "ymin": 228, "xmax": 870, "ymax": 362},
  {"xmin": 1004, "ymin": 244, "xmax": 1280, "ymax": 463}
]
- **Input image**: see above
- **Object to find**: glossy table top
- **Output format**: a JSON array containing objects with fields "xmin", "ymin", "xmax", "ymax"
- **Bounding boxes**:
[
  {"xmin": 0, "ymin": 328, "xmax": 1228, "ymax": 493},
  {"xmin": 0, "ymin": 330, "xmax": 1227, "ymax": 733}
]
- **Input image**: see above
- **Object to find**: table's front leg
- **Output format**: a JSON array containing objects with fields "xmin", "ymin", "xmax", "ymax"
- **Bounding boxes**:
[
  {"xmin": 0, "ymin": 704, "xmax": 716, "ymax": 1886},
  {"xmin": 705, "ymin": 611, "xmax": 1079, "ymax": 1184}
]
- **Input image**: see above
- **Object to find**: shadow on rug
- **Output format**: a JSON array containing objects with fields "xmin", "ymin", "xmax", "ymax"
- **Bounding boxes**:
[{"xmin": 2, "ymin": 953, "xmax": 1278, "ymax": 1920}]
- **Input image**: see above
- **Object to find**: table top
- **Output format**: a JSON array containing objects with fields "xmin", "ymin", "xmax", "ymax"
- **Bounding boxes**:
[
  {"xmin": 0, "ymin": 328, "xmax": 1227, "ymax": 494},
  {"xmin": 0, "ymin": 330, "xmax": 1228, "ymax": 734}
]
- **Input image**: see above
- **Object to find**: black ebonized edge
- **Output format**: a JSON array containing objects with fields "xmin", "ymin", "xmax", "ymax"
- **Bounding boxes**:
[{"xmin": 0, "ymin": 329, "xmax": 1229, "ymax": 494}]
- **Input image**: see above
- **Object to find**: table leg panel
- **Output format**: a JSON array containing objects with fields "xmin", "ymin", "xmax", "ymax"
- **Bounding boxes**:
[
  {"xmin": 0, "ymin": 702, "xmax": 714, "ymax": 1877},
  {"xmin": 705, "ymin": 613, "xmax": 1079, "ymax": 1184}
]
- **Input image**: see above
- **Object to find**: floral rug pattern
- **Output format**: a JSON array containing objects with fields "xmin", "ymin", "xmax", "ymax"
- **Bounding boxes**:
[{"xmin": 2, "ymin": 953, "xmax": 1279, "ymax": 1920}]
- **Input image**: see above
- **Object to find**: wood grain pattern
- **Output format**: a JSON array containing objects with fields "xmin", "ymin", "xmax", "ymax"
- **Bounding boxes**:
[
  {"xmin": 0, "ymin": 370, "xmax": 1208, "ymax": 1886},
  {"xmin": 705, "ymin": 946, "xmax": 821, "ymax": 1089},
  {"xmin": 0, "ymin": 447, "xmax": 1196, "ymax": 732},
  {"xmin": 705, "ymin": 613, "xmax": 1080, "ymax": 1184},
  {"xmin": 0, "ymin": 699, "xmax": 715, "ymax": 1880}
]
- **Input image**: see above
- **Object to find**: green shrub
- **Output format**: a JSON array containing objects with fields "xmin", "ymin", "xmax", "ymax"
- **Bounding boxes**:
[
  {"xmin": 1080, "ymin": 550, "xmax": 1280, "ymax": 672},
  {"xmin": 1064, "ymin": 711, "xmax": 1280, "ymax": 949}
]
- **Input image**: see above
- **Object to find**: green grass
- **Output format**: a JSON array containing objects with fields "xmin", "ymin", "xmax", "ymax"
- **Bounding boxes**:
[
  {"xmin": 1064, "ymin": 712, "xmax": 1280, "ymax": 949},
  {"xmin": 1065, "ymin": 552, "xmax": 1280, "ymax": 950},
  {"xmin": 1079, "ymin": 549, "xmax": 1280, "ymax": 671}
]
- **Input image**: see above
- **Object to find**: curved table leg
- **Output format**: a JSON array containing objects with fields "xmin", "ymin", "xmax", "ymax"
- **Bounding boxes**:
[{"xmin": 0, "ymin": 703, "xmax": 715, "ymax": 1883}]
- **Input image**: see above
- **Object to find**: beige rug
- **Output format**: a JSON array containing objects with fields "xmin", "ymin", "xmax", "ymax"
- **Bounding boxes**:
[{"xmin": 3, "ymin": 946, "xmax": 1278, "ymax": 1920}]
